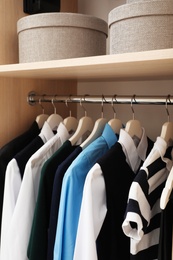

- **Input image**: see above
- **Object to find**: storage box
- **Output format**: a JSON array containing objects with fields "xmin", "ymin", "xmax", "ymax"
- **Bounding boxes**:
[
  {"xmin": 108, "ymin": 1, "xmax": 173, "ymax": 54},
  {"xmin": 126, "ymin": 0, "xmax": 160, "ymax": 3},
  {"xmin": 17, "ymin": 12, "xmax": 108, "ymax": 63}
]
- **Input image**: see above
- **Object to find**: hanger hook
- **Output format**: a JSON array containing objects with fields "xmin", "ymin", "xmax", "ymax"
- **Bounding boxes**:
[
  {"xmin": 131, "ymin": 95, "xmax": 136, "ymax": 120},
  {"xmin": 65, "ymin": 95, "xmax": 72, "ymax": 117},
  {"xmin": 111, "ymin": 95, "xmax": 118, "ymax": 119},
  {"xmin": 101, "ymin": 95, "xmax": 104, "ymax": 118},
  {"xmin": 51, "ymin": 95, "xmax": 57, "ymax": 114},
  {"xmin": 80, "ymin": 95, "xmax": 87, "ymax": 117},
  {"xmin": 101, "ymin": 95, "xmax": 107, "ymax": 118},
  {"xmin": 165, "ymin": 94, "xmax": 171, "ymax": 122},
  {"xmin": 38, "ymin": 95, "xmax": 45, "ymax": 114}
]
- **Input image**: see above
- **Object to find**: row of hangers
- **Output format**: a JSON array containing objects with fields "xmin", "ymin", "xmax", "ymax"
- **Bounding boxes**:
[
  {"xmin": 36, "ymin": 95, "xmax": 121, "ymax": 149},
  {"xmin": 30, "ymin": 92, "xmax": 173, "ymax": 217},
  {"xmin": 33, "ymin": 94, "xmax": 173, "ymax": 149}
]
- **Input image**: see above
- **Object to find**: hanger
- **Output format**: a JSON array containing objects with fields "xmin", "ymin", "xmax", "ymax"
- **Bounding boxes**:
[
  {"xmin": 160, "ymin": 166, "xmax": 173, "ymax": 210},
  {"xmin": 63, "ymin": 97, "xmax": 78, "ymax": 134},
  {"xmin": 47, "ymin": 96, "xmax": 63, "ymax": 131},
  {"xmin": 69, "ymin": 96, "xmax": 94, "ymax": 146},
  {"xmin": 36, "ymin": 96, "xmax": 49, "ymax": 129},
  {"xmin": 108, "ymin": 95, "xmax": 122, "ymax": 134},
  {"xmin": 80, "ymin": 95, "xmax": 107, "ymax": 149},
  {"xmin": 160, "ymin": 95, "xmax": 173, "ymax": 144},
  {"xmin": 125, "ymin": 95, "xmax": 143, "ymax": 141},
  {"xmin": 156, "ymin": 96, "xmax": 173, "ymax": 210}
]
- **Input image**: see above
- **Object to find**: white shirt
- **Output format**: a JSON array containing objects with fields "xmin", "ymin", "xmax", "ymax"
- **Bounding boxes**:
[
  {"xmin": 2, "ymin": 122, "xmax": 69, "ymax": 260},
  {"xmin": 0, "ymin": 121, "xmax": 54, "ymax": 258},
  {"xmin": 73, "ymin": 128, "xmax": 148, "ymax": 260}
]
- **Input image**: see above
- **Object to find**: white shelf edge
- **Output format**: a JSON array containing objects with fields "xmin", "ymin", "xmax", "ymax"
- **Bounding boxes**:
[{"xmin": 0, "ymin": 48, "xmax": 172, "ymax": 80}]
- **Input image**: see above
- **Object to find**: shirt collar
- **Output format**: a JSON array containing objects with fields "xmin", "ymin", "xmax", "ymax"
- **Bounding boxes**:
[
  {"xmin": 39, "ymin": 121, "xmax": 54, "ymax": 143},
  {"xmin": 141, "ymin": 136, "xmax": 173, "ymax": 173},
  {"xmin": 56, "ymin": 122, "xmax": 70, "ymax": 143},
  {"xmin": 118, "ymin": 128, "xmax": 148, "ymax": 173},
  {"xmin": 102, "ymin": 123, "xmax": 117, "ymax": 149}
]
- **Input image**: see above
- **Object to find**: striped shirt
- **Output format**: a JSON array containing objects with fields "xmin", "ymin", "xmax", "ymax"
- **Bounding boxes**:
[{"xmin": 122, "ymin": 137, "xmax": 173, "ymax": 259}]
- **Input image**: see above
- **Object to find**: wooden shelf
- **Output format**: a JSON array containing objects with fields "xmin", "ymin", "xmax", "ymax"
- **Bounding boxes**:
[{"xmin": 0, "ymin": 48, "xmax": 173, "ymax": 81}]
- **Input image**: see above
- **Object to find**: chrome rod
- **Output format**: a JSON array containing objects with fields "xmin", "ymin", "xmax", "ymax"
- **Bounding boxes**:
[{"xmin": 27, "ymin": 92, "xmax": 173, "ymax": 106}]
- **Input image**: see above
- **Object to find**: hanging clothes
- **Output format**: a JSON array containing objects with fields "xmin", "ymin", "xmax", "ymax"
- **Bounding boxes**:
[
  {"xmin": 73, "ymin": 128, "xmax": 153, "ymax": 260},
  {"xmin": 2, "ymin": 94, "xmax": 173, "ymax": 260},
  {"xmin": 122, "ymin": 137, "xmax": 173, "ymax": 259},
  {"xmin": 158, "ymin": 189, "xmax": 173, "ymax": 260},
  {"xmin": 15, "ymin": 121, "xmax": 54, "ymax": 178},
  {"xmin": 0, "ymin": 121, "xmax": 54, "ymax": 259},
  {"xmin": 93, "ymin": 128, "xmax": 153, "ymax": 260},
  {"xmin": 0, "ymin": 121, "xmax": 40, "ymax": 240},
  {"xmin": 53, "ymin": 124, "xmax": 117, "ymax": 260},
  {"xmin": 27, "ymin": 140, "xmax": 79, "ymax": 260},
  {"xmin": 73, "ymin": 162, "xmax": 107, "ymax": 260},
  {"xmin": 47, "ymin": 145, "xmax": 82, "ymax": 260},
  {"xmin": 2, "ymin": 122, "xmax": 70, "ymax": 260}
]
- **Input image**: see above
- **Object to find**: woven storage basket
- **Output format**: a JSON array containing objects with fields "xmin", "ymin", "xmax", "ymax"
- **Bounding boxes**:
[
  {"xmin": 17, "ymin": 12, "xmax": 108, "ymax": 63},
  {"xmin": 108, "ymin": 1, "xmax": 173, "ymax": 54}
]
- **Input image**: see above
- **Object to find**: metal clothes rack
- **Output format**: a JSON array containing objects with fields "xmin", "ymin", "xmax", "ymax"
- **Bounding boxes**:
[{"xmin": 27, "ymin": 92, "xmax": 173, "ymax": 106}]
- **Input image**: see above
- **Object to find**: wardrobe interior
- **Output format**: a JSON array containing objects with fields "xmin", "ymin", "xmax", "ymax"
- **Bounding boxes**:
[
  {"xmin": 77, "ymin": 0, "xmax": 173, "ymax": 142},
  {"xmin": 0, "ymin": 0, "xmax": 78, "ymax": 148},
  {"xmin": 0, "ymin": 0, "xmax": 173, "ymax": 145}
]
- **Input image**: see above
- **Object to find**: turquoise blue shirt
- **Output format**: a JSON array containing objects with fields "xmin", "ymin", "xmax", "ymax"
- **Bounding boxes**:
[{"xmin": 53, "ymin": 124, "xmax": 117, "ymax": 260}]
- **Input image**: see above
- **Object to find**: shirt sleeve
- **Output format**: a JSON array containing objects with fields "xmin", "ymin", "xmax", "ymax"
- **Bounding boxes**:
[
  {"xmin": 0, "ymin": 159, "xmax": 22, "ymax": 259},
  {"xmin": 73, "ymin": 163, "xmax": 107, "ymax": 260},
  {"xmin": 122, "ymin": 170, "xmax": 150, "ymax": 241}
]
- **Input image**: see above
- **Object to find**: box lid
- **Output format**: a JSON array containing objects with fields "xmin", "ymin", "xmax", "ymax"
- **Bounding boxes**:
[
  {"xmin": 126, "ymin": 0, "xmax": 167, "ymax": 4},
  {"xmin": 108, "ymin": 0, "xmax": 173, "ymax": 27},
  {"xmin": 17, "ymin": 12, "xmax": 108, "ymax": 37}
]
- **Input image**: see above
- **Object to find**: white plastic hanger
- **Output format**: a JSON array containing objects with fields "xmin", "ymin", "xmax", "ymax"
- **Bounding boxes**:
[
  {"xmin": 69, "ymin": 96, "xmax": 94, "ymax": 146},
  {"xmin": 47, "ymin": 96, "xmax": 63, "ymax": 131},
  {"xmin": 64, "ymin": 116, "xmax": 78, "ymax": 134},
  {"xmin": 36, "ymin": 97, "xmax": 49, "ymax": 129},
  {"xmin": 125, "ymin": 120, "xmax": 143, "ymax": 140},
  {"xmin": 160, "ymin": 95, "xmax": 173, "ymax": 144},
  {"xmin": 160, "ymin": 122, "xmax": 173, "ymax": 143},
  {"xmin": 80, "ymin": 95, "xmax": 107, "ymax": 149},
  {"xmin": 108, "ymin": 95, "xmax": 122, "ymax": 134},
  {"xmin": 125, "ymin": 95, "xmax": 143, "ymax": 141},
  {"xmin": 79, "ymin": 117, "xmax": 107, "ymax": 149},
  {"xmin": 63, "ymin": 98, "xmax": 78, "ymax": 134},
  {"xmin": 108, "ymin": 119, "xmax": 122, "ymax": 134},
  {"xmin": 160, "ymin": 166, "xmax": 173, "ymax": 209},
  {"xmin": 160, "ymin": 96, "xmax": 173, "ymax": 210}
]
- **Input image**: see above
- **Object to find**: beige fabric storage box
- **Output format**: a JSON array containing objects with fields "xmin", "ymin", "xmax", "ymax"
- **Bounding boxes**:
[
  {"xmin": 108, "ymin": 1, "xmax": 173, "ymax": 54},
  {"xmin": 126, "ymin": 0, "xmax": 162, "ymax": 3},
  {"xmin": 17, "ymin": 12, "xmax": 108, "ymax": 63}
]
